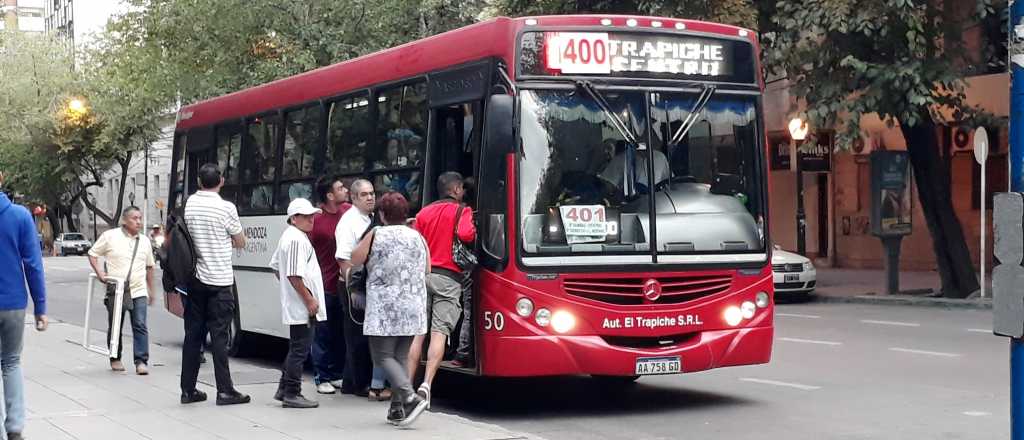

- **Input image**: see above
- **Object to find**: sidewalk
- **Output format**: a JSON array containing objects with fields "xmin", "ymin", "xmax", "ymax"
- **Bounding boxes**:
[
  {"xmin": 809, "ymin": 267, "xmax": 992, "ymax": 309},
  {"xmin": 21, "ymin": 319, "xmax": 537, "ymax": 440}
]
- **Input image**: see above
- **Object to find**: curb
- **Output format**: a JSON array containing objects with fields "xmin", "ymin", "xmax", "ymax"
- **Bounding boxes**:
[{"xmin": 812, "ymin": 293, "xmax": 992, "ymax": 310}]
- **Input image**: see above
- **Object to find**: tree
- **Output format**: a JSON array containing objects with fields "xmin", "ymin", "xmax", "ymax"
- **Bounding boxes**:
[
  {"xmin": 487, "ymin": 0, "xmax": 758, "ymax": 29},
  {"xmin": 766, "ymin": 0, "xmax": 1003, "ymax": 298},
  {"xmin": 115, "ymin": 0, "xmax": 487, "ymax": 105}
]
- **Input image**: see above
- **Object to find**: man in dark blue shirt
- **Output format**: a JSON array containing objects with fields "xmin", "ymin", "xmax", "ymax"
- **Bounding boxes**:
[{"xmin": 0, "ymin": 172, "xmax": 48, "ymax": 440}]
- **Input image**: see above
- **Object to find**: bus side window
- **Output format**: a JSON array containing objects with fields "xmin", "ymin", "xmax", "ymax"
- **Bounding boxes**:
[
  {"xmin": 279, "ymin": 105, "xmax": 320, "ymax": 209},
  {"xmin": 373, "ymin": 82, "xmax": 428, "ymax": 212},
  {"xmin": 239, "ymin": 114, "xmax": 281, "ymax": 214},
  {"xmin": 215, "ymin": 122, "xmax": 243, "ymax": 204},
  {"xmin": 327, "ymin": 93, "xmax": 371, "ymax": 176}
]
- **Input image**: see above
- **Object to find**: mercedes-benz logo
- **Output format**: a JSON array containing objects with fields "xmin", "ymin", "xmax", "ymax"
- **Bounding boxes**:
[{"xmin": 642, "ymin": 278, "xmax": 662, "ymax": 301}]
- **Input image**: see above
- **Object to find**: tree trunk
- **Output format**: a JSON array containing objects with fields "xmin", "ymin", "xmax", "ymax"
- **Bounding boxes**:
[
  {"xmin": 901, "ymin": 118, "xmax": 979, "ymax": 298},
  {"xmin": 61, "ymin": 207, "xmax": 78, "ymax": 233},
  {"xmin": 45, "ymin": 208, "xmax": 62, "ymax": 237},
  {"xmin": 111, "ymin": 151, "xmax": 133, "ymax": 227}
]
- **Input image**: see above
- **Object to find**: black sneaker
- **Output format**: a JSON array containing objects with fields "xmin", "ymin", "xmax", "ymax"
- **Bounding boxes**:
[
  {"xmin": 386, "ymin": 401, "xmax": 404, "ymax": 425},
  {"xmin": 282, "ymin": 393, "xmax": 319, "ymax": 408},
  {"xmin": 398, "ymin": 395, "xmax": 428, "ymax": 427},
  {"xmin": 216, "ymin": 390, "xmax": 251, "ymax": 406},
  {"xmin": 8, "ymin": 432, "xmax": 24, "ymax": 440},
  {"xmin": 180, "ymin": 389, "xmax": 207, "ymax": 404},
  {"xmin": 273, "ymin": 386, "xmax": 285, "ymax": 402}
]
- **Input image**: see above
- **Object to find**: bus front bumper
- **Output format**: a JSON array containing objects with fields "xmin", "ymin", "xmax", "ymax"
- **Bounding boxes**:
[{"xmin": 480, "ymin": 325, "xmax": 773, "ymax": 377}]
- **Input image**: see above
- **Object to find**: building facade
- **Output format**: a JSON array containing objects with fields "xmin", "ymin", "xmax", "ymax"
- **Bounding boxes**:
[{"xmin": 2, "ymin": 0, "xmax": 46, "ymax": 33}]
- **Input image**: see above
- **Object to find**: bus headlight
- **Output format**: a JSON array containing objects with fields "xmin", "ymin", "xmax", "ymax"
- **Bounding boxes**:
[
  {"xmin": 724, "ymin": 306, "xmax": 743, "ymax": 326},
  {"xmin": 741, "ymin": 301, "xmax": 756, "ymax": 319},
  {"xmin": 535, "ymin": 308, "xmax": 551, "ymax": 327},
  {"xmin": 515, "ymin": 298, "xmax": 534, "ymax": 317},
  {"xmin": 551, "ymin": 311, "xmax": 576, "ymax": 333},
  {"xmin": 755, "ymin": 291, "xmax": 770, "ymax": 308}
]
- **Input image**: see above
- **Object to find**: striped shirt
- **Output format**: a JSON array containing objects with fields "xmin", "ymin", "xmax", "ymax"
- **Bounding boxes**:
[{"xmin": 185, "ymin": 190, "xmax": 242, "ymax": 287}]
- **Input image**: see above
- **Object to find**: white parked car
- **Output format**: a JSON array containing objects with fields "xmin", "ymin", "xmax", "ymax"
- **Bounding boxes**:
[
  {"xmin": 54, "ymin": 233, "xmax": 92, "ymax": 256},
  {"xmin": 772, "ymin": 246, "xmax": 816, "ymax": 294}
]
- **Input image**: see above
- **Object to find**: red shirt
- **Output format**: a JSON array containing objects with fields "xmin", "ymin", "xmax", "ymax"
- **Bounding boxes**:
[
  {"xmin": 311, "ymin": 202, "xmax": 351, "ymax": 293},
  {"xmin": 415, "ymin": 200, "xmax": 476, "ymax": 274}
]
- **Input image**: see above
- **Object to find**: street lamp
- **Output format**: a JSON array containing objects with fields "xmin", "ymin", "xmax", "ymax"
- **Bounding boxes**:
[{"xmin": 789, "ymin": 117, "xmax": 809, "ymax": 256}]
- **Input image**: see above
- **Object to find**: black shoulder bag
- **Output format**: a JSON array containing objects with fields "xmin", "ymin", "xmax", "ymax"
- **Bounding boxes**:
[
  {"xmin": 451, "ymin": 204, "xmax": 477, "ymax": 272},
  {"xmin": 346, "ymin": 226, "xmax": 376, "ymax": 325},
  {"xmin": 105, "ymin": 236, "xmax": 140, "ymax": 312}
]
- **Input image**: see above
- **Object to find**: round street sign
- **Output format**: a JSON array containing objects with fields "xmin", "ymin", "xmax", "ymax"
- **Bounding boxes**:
[{"xmin": 973, "ymin": 126, "xmax": 989, "ymax": 165}]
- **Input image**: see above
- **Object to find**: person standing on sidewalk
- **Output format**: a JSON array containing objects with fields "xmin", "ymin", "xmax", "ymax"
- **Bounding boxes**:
[
  {"xmin": 408, "ymin": 172, "xmax": 476, "ymax": 407},
  {"xmin": 0, "ymin": 173, "xmax": 48, "ymax": 440},
  {"xmin": 180, "ymin": 164, "xmax": 250, "ymax": 406},
  {"xmin": 270, "ymin": 198, "xmax": 327, "ymax": 408},
  {"xmin": 349, "ymin": 192, "xmax": 429, "ymax": 426},
  {"xmin": 335, "ymin": 179, "xmax": 391, "ymax": 400},
  {"xmin": 309, "ymin": 176, "xmax": 350, "ymax": 394},
  {"xmin": 87, "ymin": 206, "xmax": 156, "ymax": 375}
]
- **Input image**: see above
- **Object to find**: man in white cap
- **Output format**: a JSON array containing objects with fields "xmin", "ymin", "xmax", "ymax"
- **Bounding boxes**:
[{"xmin": 270, "ymin": 198, "xmax": 327, "ymax": 408}]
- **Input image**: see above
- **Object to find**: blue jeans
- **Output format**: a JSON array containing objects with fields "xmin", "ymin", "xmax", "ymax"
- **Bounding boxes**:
[
  {"xmin": 0, "ymin": 309, "xmax": 26, "ymax": 436},
  {"xmin": 107, "ymin": 297, "xmax": 149, "ymax": 365},
  {"xmin": 312, "ymin": 293, "xmax": 345, "ymax": 384}
]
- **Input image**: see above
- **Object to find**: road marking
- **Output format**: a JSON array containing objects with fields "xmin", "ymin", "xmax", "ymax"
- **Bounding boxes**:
[
  {"xmin": 962, "ymin": 411, "xmax": 991, "ymax": 417},
  {"xmin": 889, "ymin": 347, "xmax": 961, "ymax": 358},
  {"xmin": 776, "ymin": 313, "xmax": 821, "ymax": 319},
  {"xmin": 967, "ymin": 328, "xmax": 991, "ymax": 333},
  {"xmin": 740, "ymin": 378, "xmax": 821, "ymax": 391},
  {"xmin": 778, "ymin": 337, "xmax": 842, "ymax": 346},
  {"xmin": 861, "ymin": 319, "xmax": 920, "ymax": 327}
]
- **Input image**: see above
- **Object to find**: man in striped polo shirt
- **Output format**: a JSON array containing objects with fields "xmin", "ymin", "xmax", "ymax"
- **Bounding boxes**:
[{"xmin": 180, "ymin": 164, "xmax": 250, "ymax": 406}]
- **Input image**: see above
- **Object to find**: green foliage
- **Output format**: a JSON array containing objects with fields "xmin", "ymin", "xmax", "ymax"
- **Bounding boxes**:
[
  {"xmin": 765, "ymin": 0, "xmax": 1003, "ymax": 148},
  {"xmin": 487, "ymin": 0, "xmax": 758, "ymax": 29},
  {"xmin": 117, "ymin": 0, "xmax": 487, "ymax": 105}
]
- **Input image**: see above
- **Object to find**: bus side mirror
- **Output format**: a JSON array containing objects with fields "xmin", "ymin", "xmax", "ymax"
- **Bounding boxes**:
[{"xmin": 484, "ymin": 94, "xmax": 514, "ymax": 155}]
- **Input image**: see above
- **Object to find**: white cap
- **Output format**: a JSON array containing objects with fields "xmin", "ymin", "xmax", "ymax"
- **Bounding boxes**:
[{"xmin": 286, "ymin": 198, "xmax": 321, "ymax": 218}]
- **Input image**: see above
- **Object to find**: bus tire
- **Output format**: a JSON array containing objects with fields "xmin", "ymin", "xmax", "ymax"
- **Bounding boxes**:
[
  {"xmin": 226, "ymin": 285, "xmax": 249, "ymax": 357},
  {"xmin": 591, "ymin": 375, "xmax": 640, "ymax": 386}
]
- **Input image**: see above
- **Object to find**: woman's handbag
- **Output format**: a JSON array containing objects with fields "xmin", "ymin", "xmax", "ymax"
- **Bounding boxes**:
[
  {"xmin": 345, "ymin": 226, "xmax": 376, "ymax": 325},
  {"xmin": 451, "ymin": 204, "xmax": 478, "ymax": 272},
  {"xmin": 104, "ymin": 236, "xmax": 140, "ymax": 312}
]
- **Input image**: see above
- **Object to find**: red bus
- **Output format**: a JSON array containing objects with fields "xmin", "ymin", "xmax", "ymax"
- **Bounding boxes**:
[{"xmin": 169, "ymin": 14, "xmax": 773, "ymax": 380}]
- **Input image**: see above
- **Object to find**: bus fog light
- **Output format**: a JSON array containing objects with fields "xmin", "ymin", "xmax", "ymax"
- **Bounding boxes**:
[
  {"xmin": 535, "ymin": 308, "xmax": 551, "ymax": 327},
  {"xmin": 755, "ymin": 291, "xmax": 770, "ymax": 308},
  {"xmin": 741, "ymin": 301, "xmax": 756, "ymax": 319},
  {"xmin": 551, "ymin": 311, "xmax": 575, "ymax": 333},
  {"xmin": 515, "ymin": 298, "xmax": 534, "ymax": 317},
  {"xmin": 724, "ymin": 306, "xmax": 743, "ymax": 326}
]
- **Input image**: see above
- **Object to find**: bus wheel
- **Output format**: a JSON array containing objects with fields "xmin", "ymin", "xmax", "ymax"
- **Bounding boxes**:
[
  {"xmin": 226, "ymin": 286, "xmax": 249, "ymax": 357},
  {"xmin": 591, "ymin": 375, "xmax": 641, "ymax": 386}
]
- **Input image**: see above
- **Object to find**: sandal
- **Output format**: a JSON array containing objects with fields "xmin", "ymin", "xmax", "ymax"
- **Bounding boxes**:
[
  {"xmin": 367, "ymin": 388, "xmax": 392, "ymax": 401},
  {"xmin": 417, "ymin": 383, "xmax": 431, "ymax": 410}
]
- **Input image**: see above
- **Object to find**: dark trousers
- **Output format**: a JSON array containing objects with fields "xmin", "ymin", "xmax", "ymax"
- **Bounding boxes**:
[
  {"xmin": 181, "ymin": 282, "xmax": 236, "ymax": 393},
  {"xmin": 280, "ymin": 324, "xmax": 314, "ymax": 396},
  {"xmin": 312, "ymin": 293, "xmax": 346, "ymax": 384},
  {"xmin": 338, "ymin": 281, "xmax": 373, "ymax": 392},
  {"xmin": 106, "ymin": 296, "xmax": 149, "ymax": 365}
]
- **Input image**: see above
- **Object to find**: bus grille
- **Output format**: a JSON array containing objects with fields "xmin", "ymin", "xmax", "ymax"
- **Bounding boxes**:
[{"xmin": 563, "ymin": 275, "xmax": 732, "ymax": 305}]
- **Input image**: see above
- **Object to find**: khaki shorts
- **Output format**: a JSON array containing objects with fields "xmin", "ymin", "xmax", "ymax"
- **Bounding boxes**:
[{"xmin": 426, "ymin": 273, "xmax": 463, "ymax": 336}]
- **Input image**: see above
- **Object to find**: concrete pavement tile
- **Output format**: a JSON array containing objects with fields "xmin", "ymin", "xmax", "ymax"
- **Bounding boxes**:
[
  {"xmin": 47, "ymin": 414, "xmax": 149, "ymax": 439},
  {"xmin": 23, "ymin": 419, "xmax": 78, "ymax": 440},
  {"xmin": 161, "ymin": 406, "xmax": 300, "ymax": 440},
  {"xmin": 105, "ymin": 409, "xmax": 224, "ymax": 440},
  {"xmin": 23, "ymin": 377, "xmax": 87, "ymax": 416}
]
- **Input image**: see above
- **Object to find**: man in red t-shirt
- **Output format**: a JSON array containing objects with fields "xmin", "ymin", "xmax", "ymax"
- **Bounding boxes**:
[
  {"xmin": 408, "ymin": 172, "xmax": 475, "ymax": 408},
  {"xmin": 309, "ymin": 176, "xmax": 352, "ymax": 394}
]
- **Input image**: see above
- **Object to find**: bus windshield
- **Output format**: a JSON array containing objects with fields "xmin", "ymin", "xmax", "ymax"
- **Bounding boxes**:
[{"xmin": 518, "ymin": 88, "xmax": 764, "ymax": 258}]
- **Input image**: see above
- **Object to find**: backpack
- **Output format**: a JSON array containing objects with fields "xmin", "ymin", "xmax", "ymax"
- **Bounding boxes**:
[{"xmin": 160, "ymin": 212, "xmax": 197, "ymax": 293}]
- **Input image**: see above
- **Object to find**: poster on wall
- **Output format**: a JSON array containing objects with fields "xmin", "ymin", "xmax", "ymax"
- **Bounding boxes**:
[
  {"xmin": 870, "ymin": 151, "xmax": 913, "ymax": 237},
  {"xmin": 768, "ymin": 131, "xmax": 791, "ymax": 170}
]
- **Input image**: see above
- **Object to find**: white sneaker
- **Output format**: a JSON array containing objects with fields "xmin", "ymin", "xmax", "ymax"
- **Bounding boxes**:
[
  {"xmin": 329, "ymin": 379, "xmax": 345, "ymax": 389},
  {"xmin": 316, "ymin": 382, "xmax": 337, "ymax": 394}
]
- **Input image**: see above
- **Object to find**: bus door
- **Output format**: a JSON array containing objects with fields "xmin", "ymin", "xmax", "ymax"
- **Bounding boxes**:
[{"xmin": 430, "ymin": 101, "xmax": 481, "ymax": 199}]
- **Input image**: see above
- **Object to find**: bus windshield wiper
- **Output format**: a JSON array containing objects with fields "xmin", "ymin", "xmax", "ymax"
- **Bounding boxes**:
[
  {"xmin": 666, "ymin": 85, "xmax": 716, "ymax": 148},
  {"xmin": 575, "ymin": 81, "xmax": 640, "ymax": 145}
]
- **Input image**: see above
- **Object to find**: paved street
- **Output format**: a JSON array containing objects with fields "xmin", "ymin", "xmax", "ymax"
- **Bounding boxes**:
[{"xmin": 41, "ymin": 256, "xmax": 1008, "ymax": 439}]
